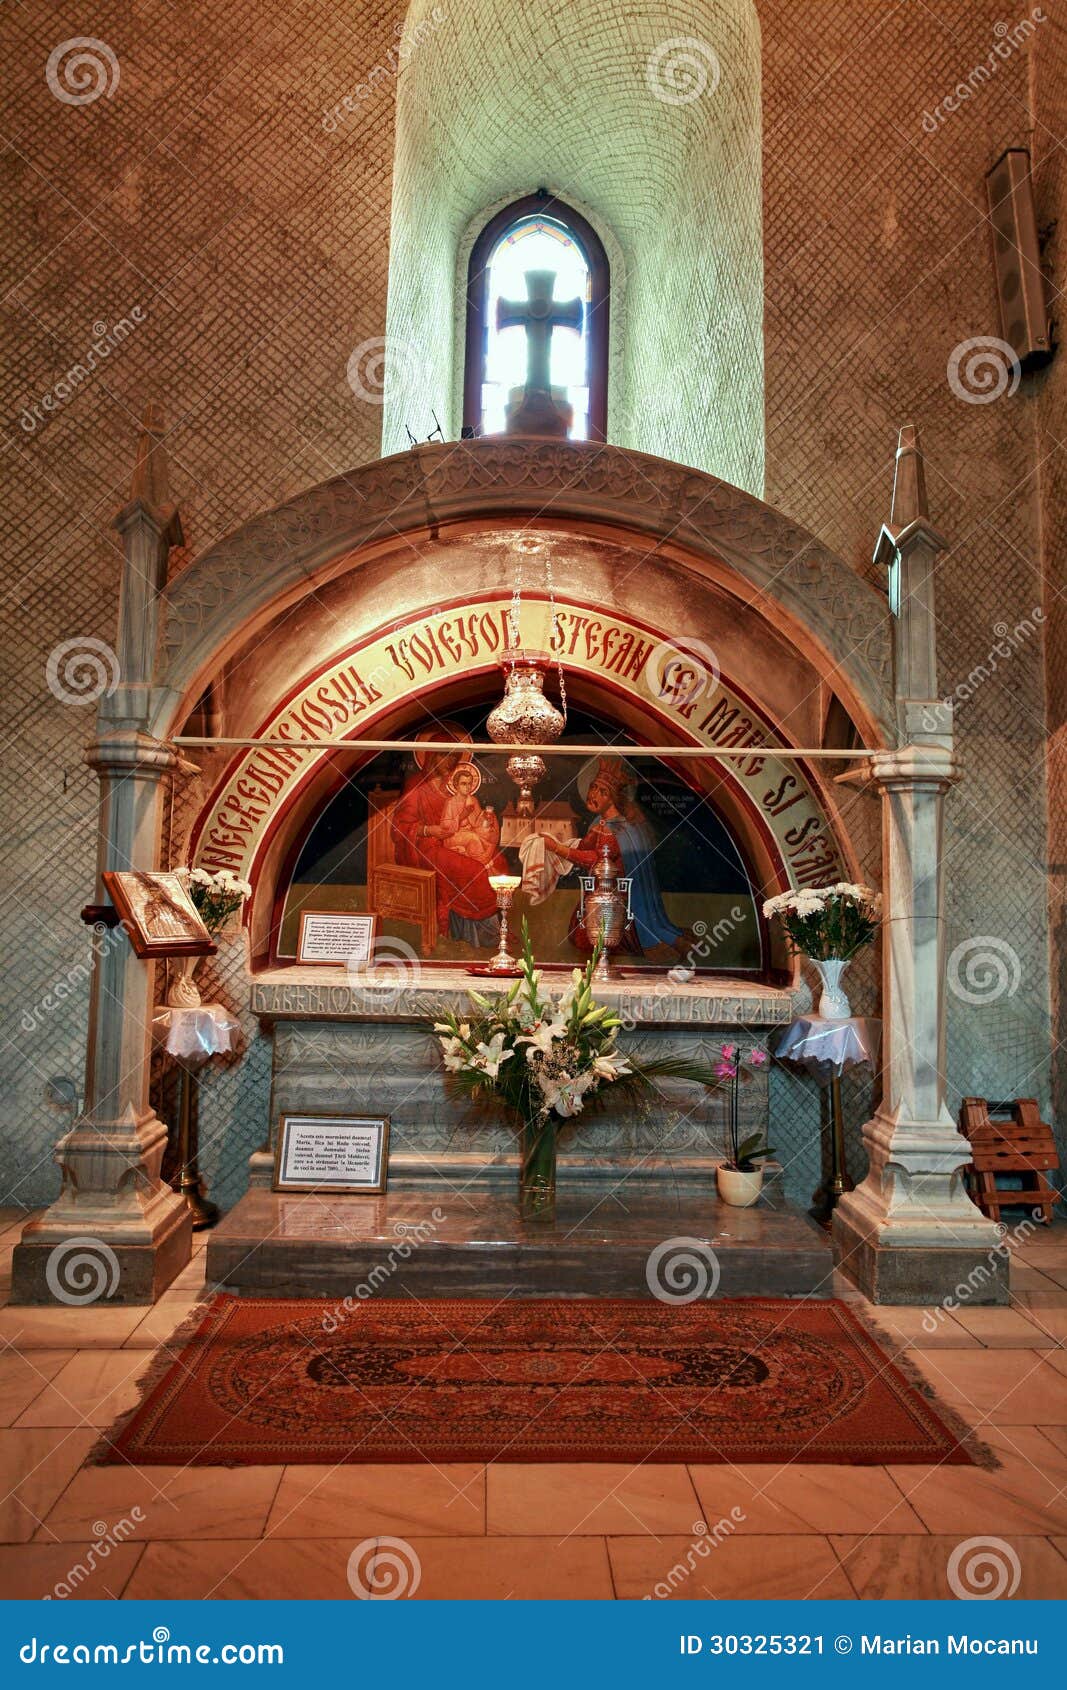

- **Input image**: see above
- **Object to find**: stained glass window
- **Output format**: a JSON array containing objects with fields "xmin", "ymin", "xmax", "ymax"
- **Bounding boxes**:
[{"xmin": 464, "ymin": 197, "xmax": 609, "ymax": 441}]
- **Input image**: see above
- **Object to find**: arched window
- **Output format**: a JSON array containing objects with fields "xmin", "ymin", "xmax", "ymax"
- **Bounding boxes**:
[{"xmin": 463, "ymin": 194, "xmax": 610, "ymax": 441}]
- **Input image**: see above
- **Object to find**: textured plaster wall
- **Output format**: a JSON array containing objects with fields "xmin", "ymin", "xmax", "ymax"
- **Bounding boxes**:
[
  {"xmin": 0, "ymin": 0, "xmax": 1060, "ymax": 1215},
  {"xmin": 384, "ymin": 0, "xmax": 765, "ymax": 493}
]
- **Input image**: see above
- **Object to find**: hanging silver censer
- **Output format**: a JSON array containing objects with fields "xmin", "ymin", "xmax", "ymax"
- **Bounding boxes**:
[{"xmin": 487, "ymin": 649, "xmax": 565, "ymax": 812}]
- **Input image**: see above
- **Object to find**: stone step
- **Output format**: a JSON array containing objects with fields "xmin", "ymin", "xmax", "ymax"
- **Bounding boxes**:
[{"xmin": 205, "ymin": 1185, "xmax": 833, "ymax": 1300}]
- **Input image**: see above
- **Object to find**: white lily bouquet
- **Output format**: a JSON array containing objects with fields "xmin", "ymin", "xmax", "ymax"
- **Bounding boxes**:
[{"xmin": 434, "ymin": 922, "xmax": 712, "ymax": 1218}]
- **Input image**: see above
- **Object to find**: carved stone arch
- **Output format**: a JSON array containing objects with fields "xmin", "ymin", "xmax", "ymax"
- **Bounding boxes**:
[{"xmin": 154, "ymin": 440, "xmax": 894, "ymax": 747}]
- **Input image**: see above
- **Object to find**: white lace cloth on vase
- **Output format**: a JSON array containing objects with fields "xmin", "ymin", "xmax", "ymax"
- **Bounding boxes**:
[
  {"xmin": 518, "ymin": 833, "xmax": 578, "ymax": 904},
  {"xmin": 771, "ymin": 1015, "xmax": 880, "ymax": 1085},
  {"xmin": 152, "ymin": 1004, "xmax": 241, "ymax": 1064}
]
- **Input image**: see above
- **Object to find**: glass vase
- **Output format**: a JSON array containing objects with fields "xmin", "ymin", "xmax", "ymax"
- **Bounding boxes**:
[{"xmin": 519, "ymin": 1111, "xmax": 557, "ymax": 1221}]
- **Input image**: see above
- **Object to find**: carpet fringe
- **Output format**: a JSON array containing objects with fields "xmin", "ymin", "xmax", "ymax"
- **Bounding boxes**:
[
  {"xmin": 852, "ymin": 1305, "xmax": 1001, "ymax": 1472},
  {"xmin": 88, "ymin": 1297, "xmax": 224, "ymax": 1467}
]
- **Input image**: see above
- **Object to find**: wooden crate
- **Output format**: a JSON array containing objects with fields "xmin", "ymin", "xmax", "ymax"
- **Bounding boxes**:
[{"xmin": 960, "ymin": 1097, "xmax": 1061, "ymax": 1226}]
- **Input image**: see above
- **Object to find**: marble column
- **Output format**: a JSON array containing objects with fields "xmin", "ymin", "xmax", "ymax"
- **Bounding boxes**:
[
  {"xmin": 833, "ymin": 424, "xmax": 1006, "ymax": 1304},
  {"xmin": 12, "ymin": 410, "xmax": 193, "ymax": 1304},
  {"xmin": 833, "ymin": 743, "xmax": 1005, "ymax": 1302}
]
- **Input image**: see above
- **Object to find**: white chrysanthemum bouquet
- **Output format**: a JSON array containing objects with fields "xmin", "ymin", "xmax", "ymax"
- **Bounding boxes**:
[
  {"xmin": 175, "ymin": 865, "xmax": 253, "ymax": 934},
  {"xmin": 434, "ymin": 921, "xmax": 712, "ymax": 1216},
  {"xmin": 762, "ymin": 881, "xmax": 880, "ymax": 960}
]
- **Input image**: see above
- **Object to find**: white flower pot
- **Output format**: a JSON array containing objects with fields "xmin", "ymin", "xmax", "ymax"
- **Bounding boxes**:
[
  {"xmin": 810, "ymin": 956, "xmax": 851, "ymax": 1020},
  {"xmin": 716, "ymin": 1165, "xmax": 764, "ymax": 1207}
]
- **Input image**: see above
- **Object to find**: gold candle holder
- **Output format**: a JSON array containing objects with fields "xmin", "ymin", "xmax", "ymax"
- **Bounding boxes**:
[{"xmin": 487, "ymin": 873, "xmax": 522, "ymax": 973}]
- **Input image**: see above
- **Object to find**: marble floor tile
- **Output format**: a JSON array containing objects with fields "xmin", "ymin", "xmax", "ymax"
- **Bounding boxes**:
[
  {"xmin": 15, "ymin": 1350, "xmax": 151, "ymax": 1429},
  {"xmin": 860, "ymin": 1306, "xmax": 979, "ymax": 1348},
  {"xmin": 833, "ymin": 1533, "xmax": 1067, "ymax": 1599},
  {"xmin": 390, "ymin": 1536, "xmax": 613, "ymax": 1600},
  {"xmin": 689, "ymin": 1463, "xmax": 925, "ymax": 1534},
  {"xmin": 1007, "ymin": 1225, "xmax": 1067, "ymax": 1249},
  {"xmin": 267, "ymin": 1463, "xmax": 484, "ymax": 1538},
  {"xmin": 951, "ymin": 1307, "xmax": 1061, "ymax": 1347},
  {"xmin": 39, "ymin": 1462, "xmax": 284, "ymax": 1542},
  {"xmin": 1032, "ymin": 1426, "xmax": 1067, "ymax": 1458},
  {"xmin": 0, "ymin": 1305, "xmax": 147, "ymax": 1350},
  {"xmin": 1012, "ymin": 1297, "xmax": 1067, "ymax": 1319},
  {"xmin": 1010, "ymin": 1262, "xmax": 1066, "ymax": 1293},
  {"xmin": 911, "ymin": 1348, "xmax": 1067, "ymax": 1423},
  {"xmin": 125, "ymin": 1534, "xmax": 614, "ymax": 1600},
  {"xmin": 608, "ymin": 1532, "xmax": 854, "ymax": 1600},
  {"xmin": 0, "ymin": 1427, "xmax": 97, "ymax": 1544},
  {"xmin": 124, "ymin": 1538, "xmax": 355, "ymax": 1600},
  {"xmin": 888, "ymin": 1426, "xmax": 1067, "ymax": 1534},
  {"xmin": 0, "ymin": 1211, "xmax": 38, "ymax": 1242},
  {"xmin": 122, "ymin": 1300, "xmax": 207, "ymax": 1350},
  {"xmin": 0, "ymin": 1350, "xmax": 76, "ymax": 1426},
  {"xmin": 0, "ymin": 1539, "xmax": 144, "ymax": 1599},
  {"xmin": 486, "ymin": 1461, "xmax": 703, "ymax": 1536}
]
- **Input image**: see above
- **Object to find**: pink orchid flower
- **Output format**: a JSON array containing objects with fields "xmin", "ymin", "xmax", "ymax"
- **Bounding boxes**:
[
  {"xmin": 749, "ymin": 1049, "xmax": 767, "ymax": 1066},
  {"xmin": 721, "ymin": 1042, "xmax": 737, "ymax": 1061},
  {"xmin": 714, "ymin": 1059, "xmax": 738, "ymax": 1080}
]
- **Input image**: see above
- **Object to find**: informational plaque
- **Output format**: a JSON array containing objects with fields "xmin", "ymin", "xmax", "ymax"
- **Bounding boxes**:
[
  {"xmin": 273, "ymin": 1113, "xmax": 390, "ymax": 1194},
  {"xmin": 296, "ymin": 910, "xmax": 377, "ymax": 966}
]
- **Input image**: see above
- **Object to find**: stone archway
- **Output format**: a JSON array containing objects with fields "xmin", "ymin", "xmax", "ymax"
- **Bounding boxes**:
[{"xmin": 154, "ymin": 439, "xmax": 895, "ymax": 748}]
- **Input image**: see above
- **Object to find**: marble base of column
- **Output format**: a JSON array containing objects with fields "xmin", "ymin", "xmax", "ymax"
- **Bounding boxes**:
[
  {"xmin": 832, "ymin": 1107, "xmax": 1008, "ymax": 1305},
  {"xmin": 10, "ymin": 1108, "xmax": 193, "ymax": 1305}
]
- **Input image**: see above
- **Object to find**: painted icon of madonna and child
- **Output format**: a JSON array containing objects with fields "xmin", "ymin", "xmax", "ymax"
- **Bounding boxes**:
[{"xmin": 390, "ymin": 724, "xmax": 699, "ymax": 966}]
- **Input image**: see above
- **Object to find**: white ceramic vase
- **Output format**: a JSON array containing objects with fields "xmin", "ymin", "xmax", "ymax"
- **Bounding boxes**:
[
  {"xmin": 167, "ymin": 955, "xmax": 203, "ymax": 1009},
  {"xmin": 810, "ymin": 956, "xmax": 851, "ymax": 1020},
  {"xmin": 716, "ymin": 1165, "xmax": 764, "ymax": 1208}
]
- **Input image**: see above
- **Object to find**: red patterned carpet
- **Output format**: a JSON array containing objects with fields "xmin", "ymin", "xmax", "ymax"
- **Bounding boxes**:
[{"xmin": 100, "ymin": 1295, "xmax": 977, "ymax": 1467}]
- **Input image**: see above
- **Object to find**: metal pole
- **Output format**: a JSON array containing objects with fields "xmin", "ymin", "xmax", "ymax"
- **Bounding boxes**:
[{"xmin": 172, "ymin": 735, "xmax": 874, "ymax": 761}]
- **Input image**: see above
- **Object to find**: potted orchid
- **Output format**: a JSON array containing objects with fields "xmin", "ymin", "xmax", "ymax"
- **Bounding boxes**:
[
  {"xmin": 715, "ymin": 1044, "xmax": 774, "ymax": 1207},
  {"xmin": 169, "ymin": 865, "xmax": 252, "ymax": 1008},
  {"xmin": 434, "ymin": 921, "xmax": 713, "ymax": 1219},
  {"xmin": 762, "ymin": 882, "xmax": 880, "ymax": 1019}
]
